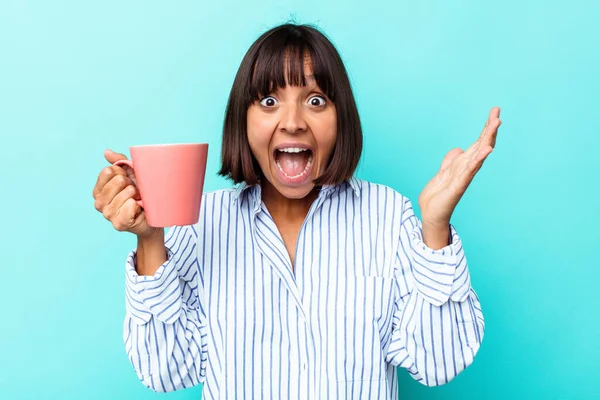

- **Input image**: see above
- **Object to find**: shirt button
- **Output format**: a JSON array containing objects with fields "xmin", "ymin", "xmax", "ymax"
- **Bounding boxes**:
[{"xmin": 302, "ymin": 363, "xmax": 307, "ymax": 370}]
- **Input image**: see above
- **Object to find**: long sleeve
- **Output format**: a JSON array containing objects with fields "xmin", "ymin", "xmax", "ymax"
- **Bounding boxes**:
[
  {"xmin": 123, "ymin": 224, "xmax": 208, "ymax": 392},
  {"xmin": 385, "ymin": 197, "xmax": 485, "ymax": 387}
]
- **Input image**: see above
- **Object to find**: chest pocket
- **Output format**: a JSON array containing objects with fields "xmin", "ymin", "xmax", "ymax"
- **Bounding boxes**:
[{"xmin": 320, "ymin": 275, "xmax": 395, "ymax": 382}]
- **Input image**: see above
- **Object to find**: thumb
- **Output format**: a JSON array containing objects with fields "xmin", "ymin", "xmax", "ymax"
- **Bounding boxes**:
[{"xmin": 104, "ymin": 148, "xmax": 128, "ymax": 164}]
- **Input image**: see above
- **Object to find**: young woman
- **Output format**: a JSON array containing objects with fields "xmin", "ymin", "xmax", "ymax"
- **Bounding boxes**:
[{"xmin": 93, "ymin": 23, "xmax": 500, "ymax": 400}]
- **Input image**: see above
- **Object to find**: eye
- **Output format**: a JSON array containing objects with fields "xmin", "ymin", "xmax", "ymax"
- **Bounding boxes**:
[
  {"xmin": 308, "ymin": 95, "xmax": 326, "ymax": 107},
  {"xmin": 259, "ymin": 96, "xmax": 277, "ymax": 107}
]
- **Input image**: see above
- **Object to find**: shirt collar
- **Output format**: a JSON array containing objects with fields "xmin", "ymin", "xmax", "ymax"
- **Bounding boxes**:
[
  {"xmin": 232, "ymin": 182, "xmax": 261, "ymax": 213},
  {"xmin": 346, "ymin": 176, "xmax": 361, "ymax": 197}
]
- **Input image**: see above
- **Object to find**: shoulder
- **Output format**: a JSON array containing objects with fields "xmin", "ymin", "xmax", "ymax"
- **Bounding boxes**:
[
  {"xmin": 202, "ymin": 187, "xmax": 237, "ymax": 201},
  {"xmin": 349, "ymin": 178, "xmax": 411, "ymax": 209},
  {"xmin": 349, "ymin": 178, "xmax": 418, "ymax": 223},
  {"xmin": 196, "ymin": 188, "xmax": 238, "ymax": 220},
  {"xmin": 199, "ymin": 188, "xmax": 240, "ymax": 212},
  {"xmin": 338, "ymin": 179, "xmax": 413, "ymax": 239}
]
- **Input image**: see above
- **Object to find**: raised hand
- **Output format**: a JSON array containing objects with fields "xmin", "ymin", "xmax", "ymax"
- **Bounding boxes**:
[{"xmin": 418, "ymin": 107, "xmax": 502, "ymax": 228}]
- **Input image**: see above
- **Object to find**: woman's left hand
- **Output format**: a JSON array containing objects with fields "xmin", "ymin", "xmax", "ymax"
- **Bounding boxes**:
[{"xmin": 418, "ymin": 107, "xmax": 502, "ymax": 228}]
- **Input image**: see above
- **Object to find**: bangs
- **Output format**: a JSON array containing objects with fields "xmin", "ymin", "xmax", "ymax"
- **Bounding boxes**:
[{"xmin": 248, "ymin": 34, "xmax": 335, "ymax": 102}]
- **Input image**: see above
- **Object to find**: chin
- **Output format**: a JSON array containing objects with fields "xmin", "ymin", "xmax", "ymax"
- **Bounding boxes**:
[
  {"xmin": 277, "ymin": 184, "xmax": 316, "ymax": 199},
  {"xmin": 262, "ymin": 177, "xmax": 312, "ymax": 199}
]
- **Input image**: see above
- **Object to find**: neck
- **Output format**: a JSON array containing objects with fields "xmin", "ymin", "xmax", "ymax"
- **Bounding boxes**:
[{"xmin": 261, "ymin": 180, "xmax": 319, "ymax": 222}]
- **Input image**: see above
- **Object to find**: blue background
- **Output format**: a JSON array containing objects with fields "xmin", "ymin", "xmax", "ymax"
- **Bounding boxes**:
[{"xmin": 1, "ymin": 1, "xmax": 598, "ymax": 399}]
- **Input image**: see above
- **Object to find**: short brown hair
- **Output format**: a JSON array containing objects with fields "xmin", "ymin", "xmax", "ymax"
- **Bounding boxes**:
[{"xmin": 218, "ymin": 23, "xmax": 363, "ymax": 186}]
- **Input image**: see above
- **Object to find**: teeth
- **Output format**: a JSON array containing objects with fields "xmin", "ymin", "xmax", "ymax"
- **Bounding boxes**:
[
  {"xmin": 279, "ymin": 147, "xmax": 308, "ymax": 153},
  {"xmin": 277, "ymin": 154, "xmax": 313, "ymax": 179}
]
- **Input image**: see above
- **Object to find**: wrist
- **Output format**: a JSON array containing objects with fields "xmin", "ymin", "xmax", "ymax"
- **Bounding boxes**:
[
  {"xmin": 421, "ymin": 220, "xmax": 451, "ymax": 250},
  {"xmin": 136, "ymin": 228, "xmax": 166, "ymax": 276},
  {"xmin": 137, "ymin": 227, "xmax": 164, "ymax": 244}
]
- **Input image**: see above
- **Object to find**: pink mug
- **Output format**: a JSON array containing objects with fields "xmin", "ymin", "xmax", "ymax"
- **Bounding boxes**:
[{"xmin": 113, "ymin": 143, "xmax": 208, "ymax": 227}]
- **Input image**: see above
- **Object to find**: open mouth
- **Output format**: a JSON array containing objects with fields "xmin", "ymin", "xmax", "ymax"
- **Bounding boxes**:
[{"xmin": 274, "ymin": 147, "xmax": 314, "ymax": 183}]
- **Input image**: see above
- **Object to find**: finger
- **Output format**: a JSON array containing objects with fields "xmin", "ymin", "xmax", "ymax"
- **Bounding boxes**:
[
  {"xmin": 486, "ymin": 118, "xmax": 501, "ymax": 149},
  {"xmin": 476, "ymin": 145, "xmax": 494, "ymax": 163},
  {"xmin": 489, "ymin": 106, "xmax": 501, "ymax": 120},
  {"xmin": 464, "ymin": 134, "xmax": 484, "ymax": 159},
  {"xmin": 104, "ymin": 148, "xmax": 137, "ymax": 183},
  {"xmin": 439, "ymin": 148, "xmax": 464, "ymax": 171},
  {"xmin": 104, "ymin": 148, "xmax": 128, "ymax": 164},
  {"xmin": 477, "ymin": 107, "xmax": 498, "ymax": 141},
  {"xmin": 464, "ymin": 120, "xmax": 491, "ymax": 158},
  {"xmin": 125, "ymin": 197, "xmax": 145, "ymax": 224},
  {"xmin": 94, "ymin": 173, "xmax": 134, "ymax": 211},
  {"xmin": 102, "ymin": 185, "xmax": 136, "ymax": 219},
  {"xmin": 479, "ymin": 113, "xmax": 502, "ymax": 150},
  {"xmin": 484, "ymin": 106, "xmax": 501, "ymax": 147},
  {"xmin": 104, "ymin": 149, "xmax": 138, "ymax": 185},
  {"xmin": 93, "ymin": 165, "xmax": 128, "ymax": 199},
  {"xmin": 127, "ymin": 198, "xmax": 147, "ymax": 231},
  {"xmin": 125, "ymin": 167, "xmax": 138, "ymax": 187},
  {"xmin": 112, "ymin": 198, "xmax": 144, "ymax": 232},
  {"xmin": 465, "ymin": 107, "xmax": 502, "ymax": 157},
  {"xmin": 465, "ymin": 145, "xmax": 494, "ymax": 177}
]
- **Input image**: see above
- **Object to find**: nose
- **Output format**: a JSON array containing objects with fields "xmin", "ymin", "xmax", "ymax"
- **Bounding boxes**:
[{"xmin": 279, "ymin": 103, "xmax": 307, "ymax": 134}]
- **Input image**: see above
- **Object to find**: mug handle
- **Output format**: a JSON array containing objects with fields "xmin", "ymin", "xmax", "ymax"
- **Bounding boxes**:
[{"xmin": 112, "ymin": 159, "xmax": 144, "ymax": 208}]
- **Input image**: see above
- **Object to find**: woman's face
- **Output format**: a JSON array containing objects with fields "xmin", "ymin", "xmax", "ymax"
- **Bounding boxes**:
[{"xmin": 247, "ymin": 64, "xmax": 337, "ymax": 200}]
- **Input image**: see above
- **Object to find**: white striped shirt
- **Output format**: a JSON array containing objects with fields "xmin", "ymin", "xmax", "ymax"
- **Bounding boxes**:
[{"xmin": 123, "ymin": 177, "xmax": 485, "ymax": 399}]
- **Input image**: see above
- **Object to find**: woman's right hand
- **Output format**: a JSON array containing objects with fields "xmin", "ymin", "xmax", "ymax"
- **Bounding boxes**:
[{"xmin": 93, "ymin": 149, "xmax": 160, "ymax": 239}]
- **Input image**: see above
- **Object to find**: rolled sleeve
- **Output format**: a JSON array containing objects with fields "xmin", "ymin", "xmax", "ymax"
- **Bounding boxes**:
[
  {"xmin": 400, "ymin": 198, "xmax": 471, "ymax": 306},
  {"xmin": 124, "ymin": 246, "xmax": 182, "ymax": 325},
  {"xmin": 388, "ymin": 196, "xmax": 484, "ymax": 385}
]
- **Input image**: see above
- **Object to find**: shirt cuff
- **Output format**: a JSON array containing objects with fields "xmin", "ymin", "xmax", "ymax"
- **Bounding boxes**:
[
  {"xmin": 409, "ymin": 224, "xmax": 471, "ymax": 306},
  {"xmin": 124, "ymin": 247, "xmax": 183, "ymax": 325}
]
